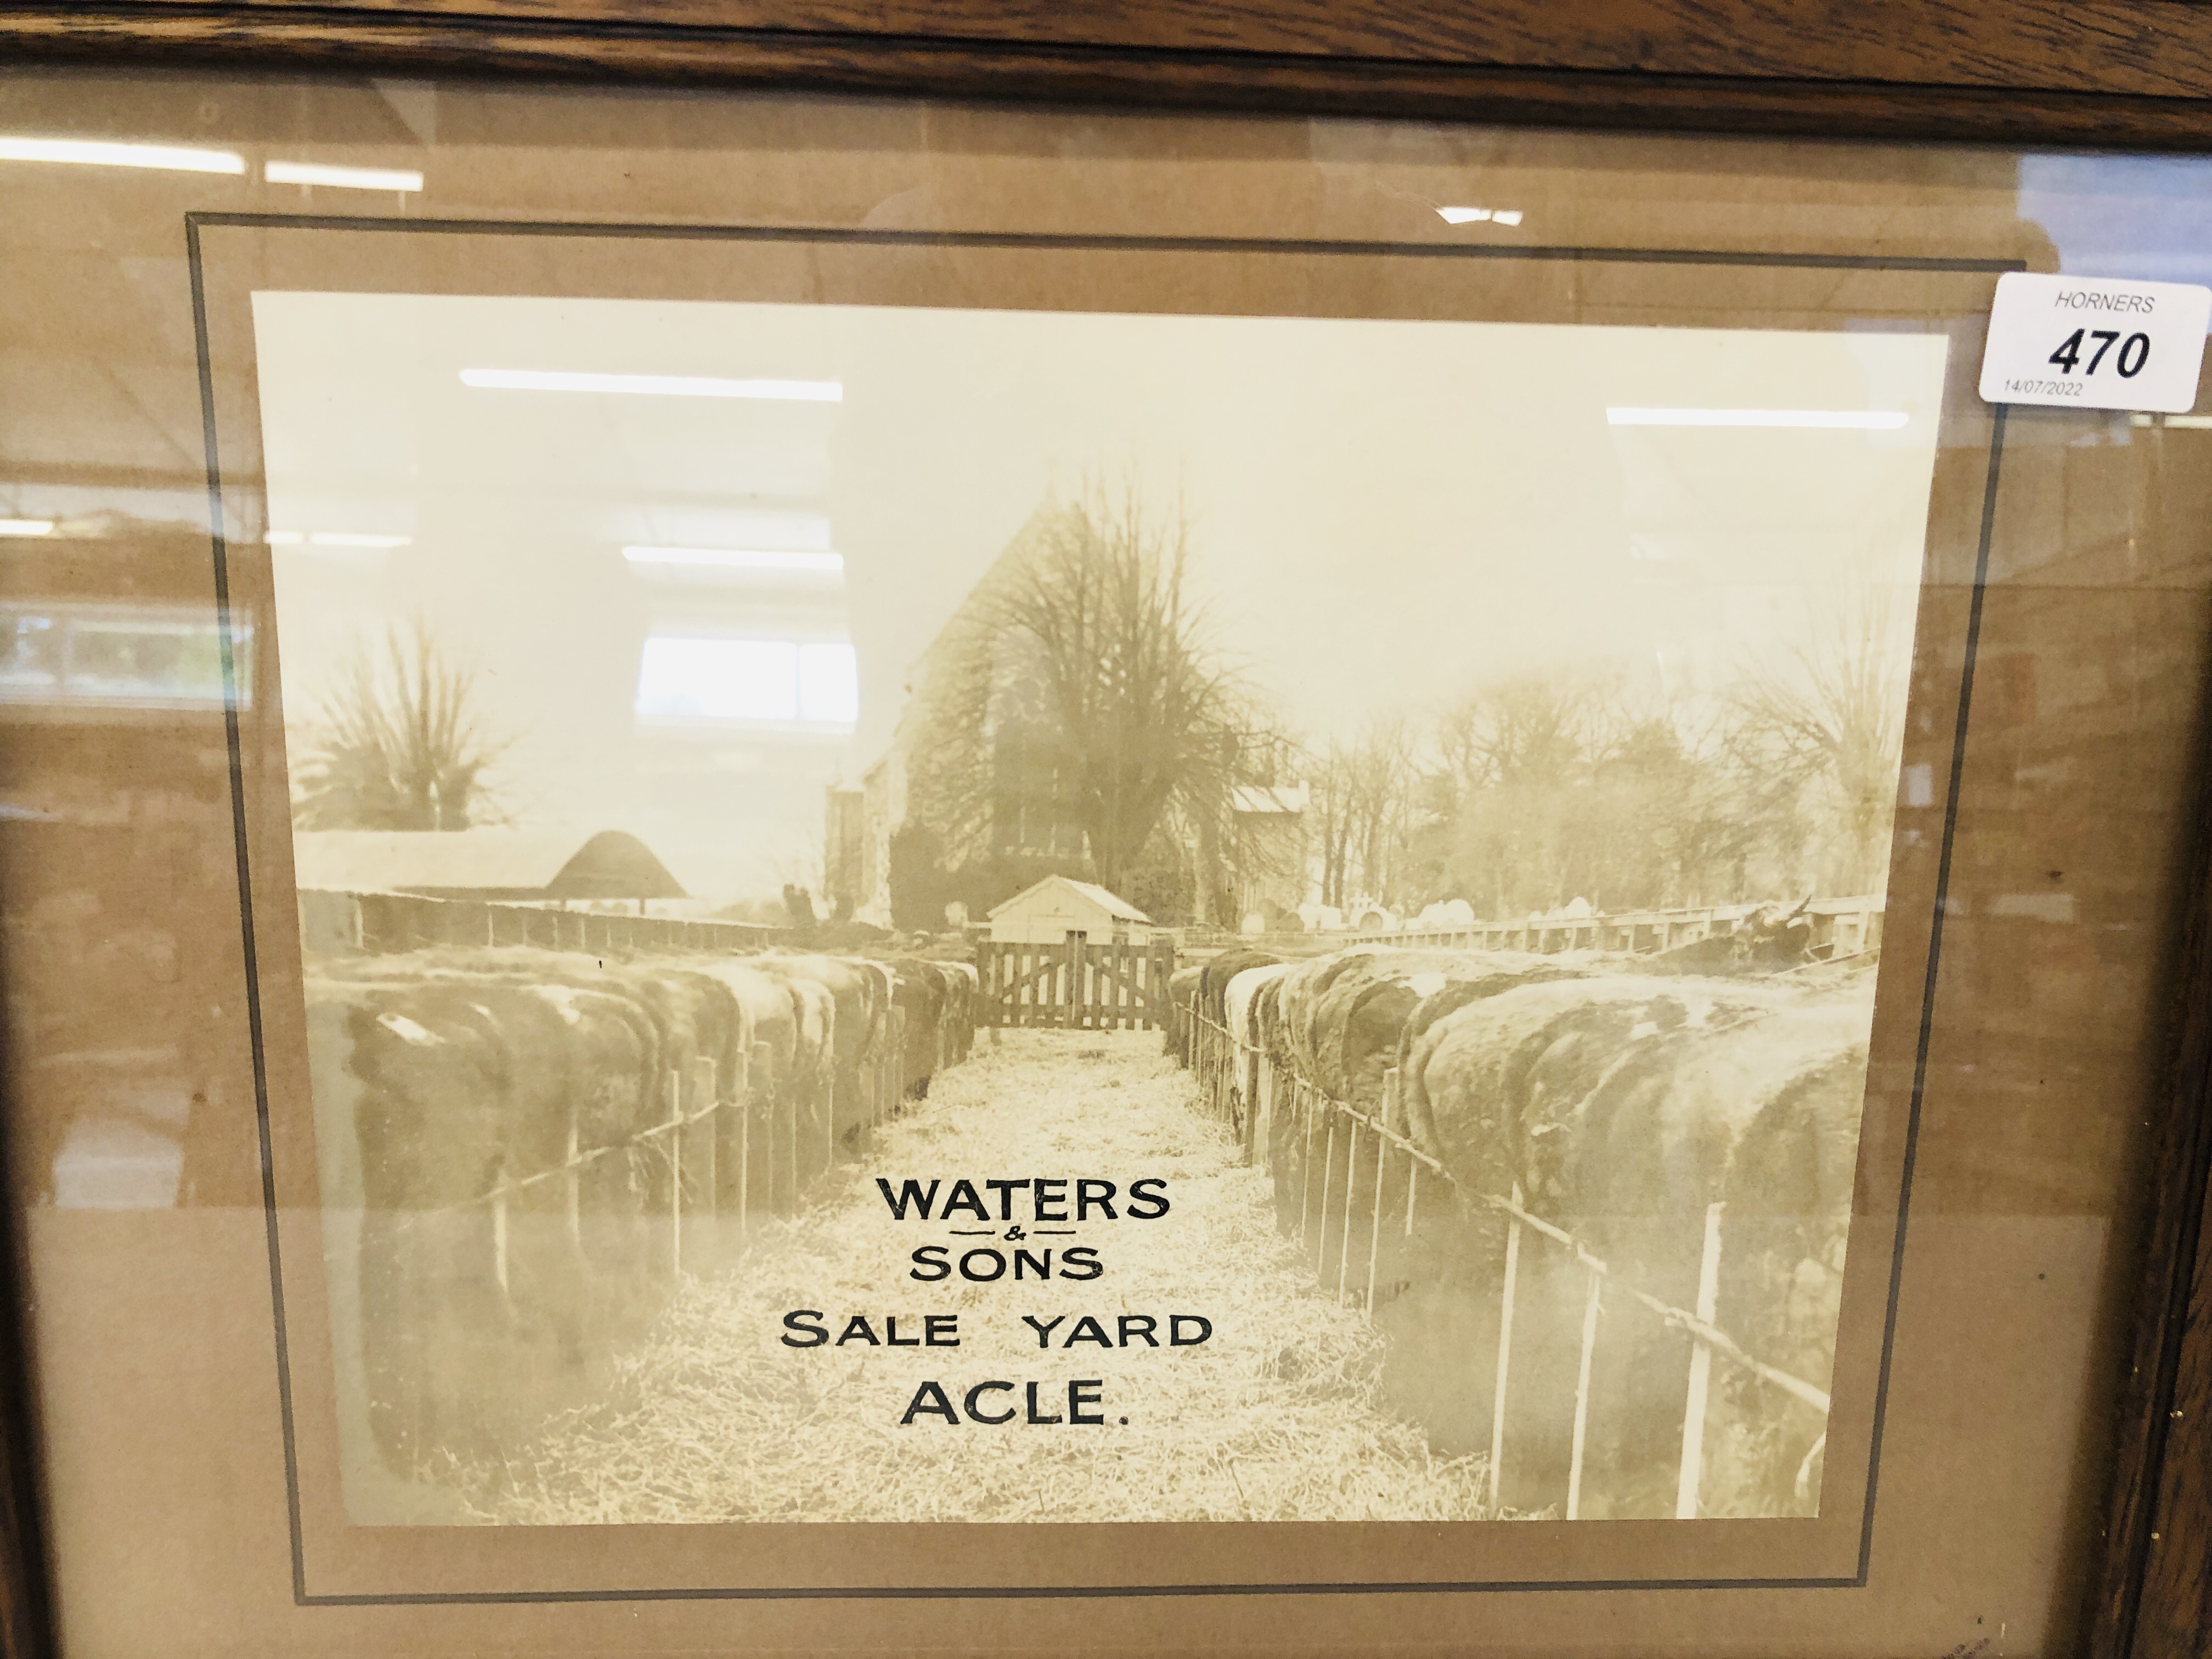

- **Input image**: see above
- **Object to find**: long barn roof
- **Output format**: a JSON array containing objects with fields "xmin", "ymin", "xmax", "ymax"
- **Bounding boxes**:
[{"xmin": 290, "ymin": 828, "xmax": 686, "ymax": 900}]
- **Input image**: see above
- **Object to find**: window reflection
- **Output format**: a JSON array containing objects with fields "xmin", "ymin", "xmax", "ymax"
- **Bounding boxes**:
[
  {"xmin": 0, "ymin": 602, "xmax": 250, "ymax": 710},
  {"xmin": 634, "ymin": 634, "xmax": 857, "ymax": 729}
]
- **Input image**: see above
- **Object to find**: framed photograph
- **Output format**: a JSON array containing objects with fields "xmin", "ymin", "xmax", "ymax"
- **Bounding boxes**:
[{"xmin": 1, "ymin": 15, "xmax": 2210, "ymax": 1657}]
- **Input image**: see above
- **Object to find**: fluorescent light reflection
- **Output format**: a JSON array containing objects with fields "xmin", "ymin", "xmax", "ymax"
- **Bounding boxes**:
[
  {"xmin": 1607, "ymin": 408, "xmax": 1910, "ymax": 430},
  {"xmin": 1439, "ymin": 206, "xmax": 1523, "ymax": 226},
  {"xmin": 266, "ymin": 160, "xmax": 424, "ymax": 191},
  {"xmin": 309, "ymin": 532, "xmax": 411, "ymax": 549},
  {"xmin": 0, "ymin": 137, "xmax": 246, "ymax": 174},
  {"xmin": 0, "ymin": 520, "xmax": 55, "ymax": 539},
  {"xmin": 635, "ymin": 637, "xmax": 857, "ymax": 727},
  {"xmin": 622, "ymin": 546, "xmax": 843, "ymax": 574},
  {"xmin": 461, "ymin": 369, "xmax": 842, "ymax": 402},
  {"xmin": 263, "ymin": 531, "xmax": 410, "ymax": 548}
]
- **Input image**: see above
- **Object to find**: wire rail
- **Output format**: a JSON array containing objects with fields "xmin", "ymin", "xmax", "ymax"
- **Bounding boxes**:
[
  {"xmin": 427, "ymin": 1008, "xmax": 911, "ymax": 1288},
  {"xmin": 1333, "ymin": 894, "xmax": 1884, "ymax": 956},
  {"xmin": 1184, "ymin": 1005, "xmax": 1832, "ymax": 1517},
  {"xmin": 341, "ymin": 999, "xmax": 927, "ymax": 1470}
]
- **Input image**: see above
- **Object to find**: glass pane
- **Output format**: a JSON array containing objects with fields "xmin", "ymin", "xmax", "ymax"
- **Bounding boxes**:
[{"xmin": 1, "ymin": 62, "xmax": 2205, "ymax": 1657}]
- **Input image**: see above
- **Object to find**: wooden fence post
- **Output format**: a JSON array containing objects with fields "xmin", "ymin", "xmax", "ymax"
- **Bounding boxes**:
[
  {"xmin": 1251, "ymin": 1052, "xmax": 1273, "ymax": 1168},
  {"xmin": 1675, "ymin": 1201, "xmax": 1726, "ymax": 1519},
  {"xmin": 1366, "ymin": 1098, "xmax": 1390, "ymax": 1311},
  {"xmin": 664, "ymin": 1068, "xmax": 684, "ymax": 1279},
  {"xmin": 1337, "ymin": 1119, "xmax": 1360, "ymax": 1305},
  {"xmin": 490, "ymin": 1189, "xmax": 510, "ymax": 1300},
  {"xmin": 1566, "ymin": 1265, "xmax": 1603, "ymax": 1520},
  {"xmin": 1222, "ymin": 1023, "xmax": 1233, "ymax": 1122},
  {"xmin": 868, "ymin": 1026, "xmax": 882, "ymax": 1149},
  {"xmin": 891, "ymin": 1006, "xmax": 909, "ymax": 1127},
  {"xmin": 758, "ymin": 1062, "xmax": 776, "ymax": 1223},
  {"xmin": 562, "ymin": 1121, "xmax": 583, "ymax": 1269},
  {"xmin": 1213, "ymin": 1020, "xmax": 1225, "ymax": 1119},
  {"xmin": 1490, "ymin": 1181, "xmax": 1523, "ymax": 1514},
  {"xmin": 1300, "ymin": 1084, "xmax": 1317, "ymax": 1244},
  {"xmin": 1316, "ymin": 1111, "xmax": 1338, "ymax": 1277},
  {"xmin": 747, "ymin": 1044, "xmax": 774, "ymax": 1238},
  {"xmin": 786, "ymin": 1070, "xmax": 800, "ymax": 1214},
  {"xmin": 737, "ymin": 1046, "xmax": 761, "ymax": 1246},
  {"xmin": 689, "ymin": 1056, "xmax": 716, "ymax": 1267}
]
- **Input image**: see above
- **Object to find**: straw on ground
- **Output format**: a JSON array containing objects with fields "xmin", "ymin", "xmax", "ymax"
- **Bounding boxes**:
[{"xmin": 464, "ymin": 1029, "xmax": 1492, "ymax": 1523}]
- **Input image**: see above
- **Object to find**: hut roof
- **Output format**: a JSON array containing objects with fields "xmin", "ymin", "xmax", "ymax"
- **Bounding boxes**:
[
  {"xmin": 987, "ymin": 874, "xmax": 1152, "ymax": 925},
  {"xmin": 1230, "ymin": 783, "xmax": 1309, "ymax": 815}
]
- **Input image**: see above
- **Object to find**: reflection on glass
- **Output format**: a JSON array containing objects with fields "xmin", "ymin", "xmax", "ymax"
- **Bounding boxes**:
[
  {"xmin": 1606, "ymin": 407, "xmax": 1910, "ymax": 429},
  {"xmin": 459, "ymin": 368, "xmax": 842, "ymax": 402},
  {"xmin": 634, "ymin": 635, "xmax": 857, "ymax": 728},
  {"xmin": 0, "ymin": 135, "xmax": 245, "ymax": 173},
  {"xmin": 263, "ymin": 160, "xmax": 422, "ymax": 192},
  {"xmin": 0, "ymin": 602, "xmax": 250, "ymax": 710},
  {"xmin": 621, "ymin": 545, "xmax": 843, "ymax": 576}
]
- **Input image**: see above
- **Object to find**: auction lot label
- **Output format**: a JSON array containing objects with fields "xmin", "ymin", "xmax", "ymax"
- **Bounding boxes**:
[{"xmin": 1979, "ymin": 272, "xmax": 2212, "ymax": 413}]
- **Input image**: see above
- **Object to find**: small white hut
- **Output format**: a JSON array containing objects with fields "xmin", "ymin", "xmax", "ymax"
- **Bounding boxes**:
[{"xmin": 986, "ymin": 875, "xmax": 1154, "ymax": 946}]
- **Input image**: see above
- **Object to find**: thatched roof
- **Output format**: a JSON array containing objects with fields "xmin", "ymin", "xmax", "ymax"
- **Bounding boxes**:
[{"xmin": 290, "ymin": 828, "xmax": 686, "ymax": 900}]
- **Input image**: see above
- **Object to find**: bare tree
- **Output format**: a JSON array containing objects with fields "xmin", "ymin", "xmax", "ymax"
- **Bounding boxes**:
[
  {"xmin": 1418, "ymin": 674, "xmax": 1791, "ymax": 917},
  {"xmin": 1429, "ymin": 676, "xmax": 1600, "ymax": 917},
  {"xmin": 974, "ymin": 486, "xmax": 1259, "ymax": 900},
  {"xmin": 1726, "ymin": 594, "xmax": 1912, "ymax": 894},
  {"xmin": 1311, "ymin": 719, "xmax": 1419, "ymax": 910},
  {"xmin": 1436, "ymin": 676, "xmax": 1593, "ymax": 795},
  {"xmin": 291, "ymin": 619, "xmax": 512, "ymax": 831}
]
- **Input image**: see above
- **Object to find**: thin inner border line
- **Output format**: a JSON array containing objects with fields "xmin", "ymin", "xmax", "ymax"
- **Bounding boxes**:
[
  {"xmin": 185, "ymin": 208, "xmax": 2012, "ymax": 1605},
  {"xmin": 187, "ymin": 209, "xmax": 2023, "ymax": 273}
]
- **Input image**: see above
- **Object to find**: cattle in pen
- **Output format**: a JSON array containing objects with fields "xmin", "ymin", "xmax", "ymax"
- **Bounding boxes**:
[
  {"xmin": 304, "ymin": 940, "xmax": 977, "ymax": 1481},
  {"xmin": 1383, "ymin": 971, "xmax": 1871, "ymax": 1517},
  {"xmin": 1257, "ymin": 949, "xmax": 1604, "ymax": 1233}
]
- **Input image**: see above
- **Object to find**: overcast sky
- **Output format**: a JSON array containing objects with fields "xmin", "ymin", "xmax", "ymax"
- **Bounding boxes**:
[{"xmin": 251, "ymin": 292, "xmax": 1947, "ymax": 903}]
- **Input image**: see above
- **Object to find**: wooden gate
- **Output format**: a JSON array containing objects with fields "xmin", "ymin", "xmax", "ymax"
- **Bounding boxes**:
[{"xmin": 976, "ymin": 936, "xmax": 1176, "ymax": 1030}]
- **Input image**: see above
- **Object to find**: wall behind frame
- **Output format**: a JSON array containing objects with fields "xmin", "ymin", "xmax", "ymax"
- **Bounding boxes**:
[{"xmin": 0, "ymin": 60, "xmax": 2210, "ymax": 1659}]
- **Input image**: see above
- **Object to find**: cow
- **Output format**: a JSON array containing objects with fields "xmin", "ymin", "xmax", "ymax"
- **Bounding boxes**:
[
  {"xmin": 1385, "ymin": 974, "xmax": 1867, "ymax": 1516},
  {"xmin": 1222, "ymin": 962, "xmax": 1294, "ymax": 1158},
  {"xmin": 885, "ymin": 956, "xmax": 951, "ymax": 1101},
  {"xmin": 1637, "ymin": 900, "xmax": 1816, "ymax": 975},
  {"xmin": 1164, "ymin": 964, "xmax": 1206, "ymax": 1064},
  {"xmin": 936, "ymin": 959, "xmax": 980, "ymax": 1063},
  {"xmin": 743, "ymin": 957, "xmax": 841, "ymax": 1183},
  {"xmin": 689, "ymin": 959, "xmax": 804, "ymax": 1218},
  {"xmin": 314, "ymin": 972, "xmax": 653, "ymax": 1474}
]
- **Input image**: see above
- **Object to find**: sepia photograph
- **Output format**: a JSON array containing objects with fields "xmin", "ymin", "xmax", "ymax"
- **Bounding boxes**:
[{"xmin": 253, "ymin": 289, "xmax": 1948, "ymax": 1528}]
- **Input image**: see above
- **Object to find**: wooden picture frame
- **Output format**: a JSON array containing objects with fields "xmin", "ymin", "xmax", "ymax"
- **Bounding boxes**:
[
  {"xmin": 0, "ymin": 7, "xmax": 2208, "ymax": 1657},
  {"xmin": 8, "ymin": 0, "xmax": 2212, "ymax": 150}
]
